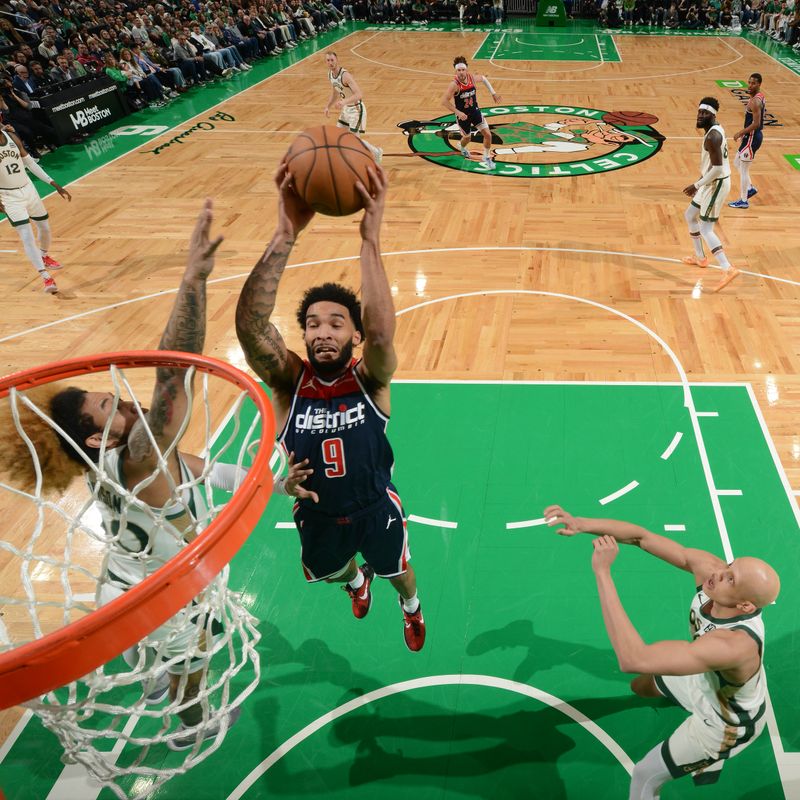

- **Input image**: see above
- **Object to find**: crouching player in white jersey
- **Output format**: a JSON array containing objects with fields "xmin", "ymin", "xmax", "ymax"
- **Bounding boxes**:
[
  {"xmin": 545, "ymin": 505, "xmax": 780, "ymax": 800},
  {"xmin": 323, "ymin": 51, "xmax": 383, "ymax": 164},
  {"xmin": 681, "ymin": 97, "xmax": 739, "ymax": 293},
  {"xmin": 0, "ymin": 124, "xmax": 71, "ymax": 294}
]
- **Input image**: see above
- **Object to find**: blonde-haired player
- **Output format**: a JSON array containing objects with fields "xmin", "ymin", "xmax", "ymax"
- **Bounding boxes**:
[
  {"xmin": 681, "ymin": 98, "xmax": 739, "ymax": 293},
  {"xmin": 0, "ymin": 124, "xmax": 71, "ymax": 294},
  {"xmin": 324, "ymin": 51, "xmax": 382, "ymax": 164}
]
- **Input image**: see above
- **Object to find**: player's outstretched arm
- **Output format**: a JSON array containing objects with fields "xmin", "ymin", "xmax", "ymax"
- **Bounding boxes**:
[
  {"xmin": 591, "ymin": 536, "xmax": 756, "ymax": 675},
  {"xmin": 545, "ymin": 504, "xmax": 726, "ymax": 582},
  {"xmin": 355, "ymin": 165, "xmax": 397, "ymax": 393},
  {"xmin": 127, "ymin": 198, "xmax": 222, "ymax": 466},
  {"xmin": 235, "ymin": 161, "xmax": 311, "ymax": 398}
]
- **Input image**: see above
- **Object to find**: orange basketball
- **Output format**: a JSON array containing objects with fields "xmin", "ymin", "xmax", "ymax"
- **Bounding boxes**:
[
  {"xmin": 602, "ymin": 111, "xmax": 659, "ymax": 127},
  {"xmin": 285, "ymin": 126, "xmax": 374, "ymax": 216}
]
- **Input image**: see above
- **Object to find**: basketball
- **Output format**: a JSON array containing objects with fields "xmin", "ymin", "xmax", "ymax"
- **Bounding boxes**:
[
  {"xmin": 602, "ymin": 111, "xmax": 659, "ymax": 127},
  {"xmin": 285, "ymin": 126, "xmax": 374, "ymax": 216}
]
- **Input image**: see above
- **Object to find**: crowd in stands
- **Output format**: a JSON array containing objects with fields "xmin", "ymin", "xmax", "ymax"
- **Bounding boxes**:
[
  {"xmin": 0, "ymin": 0, "xmax": 794, "ymax": 159},
  {"xmin": 597, "ymin": 0, "xmax": 798, "ymax": 43},
  {"xmin": 0, "ymin": 0, "xmax": 348, "ymax": 157}
]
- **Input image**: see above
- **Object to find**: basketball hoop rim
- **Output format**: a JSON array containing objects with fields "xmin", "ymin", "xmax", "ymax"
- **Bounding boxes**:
[{"xmin": 0, "ymin": 351, "xmax": 275, "ymax": 709}]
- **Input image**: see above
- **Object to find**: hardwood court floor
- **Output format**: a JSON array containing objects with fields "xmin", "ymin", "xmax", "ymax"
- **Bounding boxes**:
[{"xmin": 0, "ymin": 21, "xmax": 799, "ymax": 798}]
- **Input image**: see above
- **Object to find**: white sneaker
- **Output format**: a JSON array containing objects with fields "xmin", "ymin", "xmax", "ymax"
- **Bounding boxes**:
[
  {"xmin": 482, "ymin": 155, "xmax": 496, "ymax": 169},
  {"xmin": 221, "ymin": 67, "xmax": 234, "ymax": 77},
  {"xmin": 144, "ymin": 673, "xmax": 170, "ymax": 705},
  {"xmin": 460, "ymin": 146, "xmax": 470, "ymax": 158}
]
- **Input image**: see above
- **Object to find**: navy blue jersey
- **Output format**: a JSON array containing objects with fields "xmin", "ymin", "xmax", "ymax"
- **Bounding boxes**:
[
  {"xmin": 454, "ymin": 73, "xmax": 480, "ymax": 116},
  {"xmin": 744, "ymin": 92, "xmax": 766, "ymax": 132},
  {"xmin": 279, "ymin": 359, "xmax": 394, "ymax": 516}
]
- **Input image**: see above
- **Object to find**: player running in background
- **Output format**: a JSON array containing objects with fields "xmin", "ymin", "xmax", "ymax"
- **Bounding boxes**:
[
  {"xmin": 441, "ymin": 56, "xmax": 502, "ymax": 170},
  {"xmin": 324, "ymin": 51, "xmax": 383, "ymax": 164}
]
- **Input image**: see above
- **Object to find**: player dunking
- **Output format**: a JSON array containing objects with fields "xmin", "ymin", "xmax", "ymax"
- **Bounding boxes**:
[
  {"xmin": 729, "ymin": 73, "xmax": 765, "ymax": 210},
  {"xmin": 235, "ymin": 161, "xmax": 426, "ymax": 652},
  {"xmin": 441, "ymin": 56, "xmax": 502, "ymax": 170},
  {"xmin": 681, "ymin": 97, "xmax": 739, "ymax": 293},
  {"xmin": 323, "ymin": 51, "xmax": 383, "ymax": 164},
  {"xmin": 0, "ymin": 124, "xmax": 71, "ymax": 294},
  {"xmin": 545, "ymin": 505, "xmax": 780, "ymax": 800}
]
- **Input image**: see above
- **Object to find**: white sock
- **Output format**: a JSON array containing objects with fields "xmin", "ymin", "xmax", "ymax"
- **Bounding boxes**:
[
  {"xmin": 17, "ymin": 222, "xmax": 48, "ymax": 277},
  {"xmin": 362, "ymin": 139, "xmax": 382, "ymax": 160},
  {"xmin": 34, "ymin": 217, "xmax": 51, "ymax": 254},
  {"xmin": 348, "ymin": 569, "xmax": 365, "ymax": 591},
  {"xmin": 700, "ymin": 221, "xmax": 731, "ymax": 268},
  {"xmin": 484, "ymin": 148, "xmax": 491, "ymax": 158},
  {"xmin": 402, "ymin": 593, "xmax": 419, "ymax": 613}
]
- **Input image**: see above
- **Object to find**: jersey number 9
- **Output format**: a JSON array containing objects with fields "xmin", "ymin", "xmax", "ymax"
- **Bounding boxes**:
[{"xmin": 322, "ymin": 437, "xmax": 347, "ymax": 478}]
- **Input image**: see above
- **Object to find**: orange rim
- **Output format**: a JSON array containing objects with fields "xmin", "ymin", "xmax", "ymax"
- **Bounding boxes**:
[{"xmin": 0, "ymin": 351, "xmax": 274, "ymax": 709}]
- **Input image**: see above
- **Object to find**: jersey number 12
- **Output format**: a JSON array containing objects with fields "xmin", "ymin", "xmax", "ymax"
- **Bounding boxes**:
[
  {"xmin": 322, "ymin": 437, "xmax": 347, "ymax": 478},
  {"xmin": 4, "ymin": 163, "xmax": 20, "ymax": 175}
]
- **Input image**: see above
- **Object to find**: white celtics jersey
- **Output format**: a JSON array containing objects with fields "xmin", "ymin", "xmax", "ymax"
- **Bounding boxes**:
[
  {"xmin": 90, "ymin": 447, "xmax": 211, "ymax": 589},
  {"xmin": 329, "ymin": 67, "xmax": 359, "ymax": 108},
  {"xmin": 687, "ymin": 586, "xmax": 766, "ymax": 723},
  {"xmin": 0, "ymin": 131, "xmax": 29, "ymax": 190},
  {"xmin": 700, "ymin": 123, "xmax": 731, "ymax": 180}
]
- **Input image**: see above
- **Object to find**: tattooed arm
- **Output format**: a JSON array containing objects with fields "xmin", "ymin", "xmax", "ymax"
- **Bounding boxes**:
[
  {"xmin": 235, "ymin": 162, "xmax": 315, "ymax": 412},
  {"xmin": 127, "ymin": 198, "xmax": 223, "ymax": 467}
]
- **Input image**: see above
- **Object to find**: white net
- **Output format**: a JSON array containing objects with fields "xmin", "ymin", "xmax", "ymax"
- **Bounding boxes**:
[{"xmin": 0, "ymin": 360, "xmax": 274, "ymax": 799}]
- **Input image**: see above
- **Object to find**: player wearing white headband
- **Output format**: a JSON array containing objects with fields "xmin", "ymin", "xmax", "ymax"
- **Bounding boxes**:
[
  {"xmin": 441, "ymin": 56, "xmax": 502, "ymax": 170},
  {"xmin": 681, "ymin": 97, "xmax": 739, "ymax": 293}
]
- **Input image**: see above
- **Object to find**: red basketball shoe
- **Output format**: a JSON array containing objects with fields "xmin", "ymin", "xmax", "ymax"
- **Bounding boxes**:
[
  {"xmin": 343, "ymin": 563, "xmax": 374, "ymax": 619},
  {"xmin": 399, "ymin": 597, "xmax": 426, "ymax": 652},
  {"xmin": 42, "ymin": 255, "xmax": 62, "ymax": 270}
]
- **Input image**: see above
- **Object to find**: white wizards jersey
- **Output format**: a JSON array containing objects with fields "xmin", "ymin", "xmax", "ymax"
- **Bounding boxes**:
[
  {"xmin": 687, "ymin": 586, "xmax": 766, "ymax": 724},
  {"xmin": 329, "ymin": 68, "xmax": 358, "ymax": 107},
  {"xmin": 700, "ymin": 124, "xmax": 731, "ymax": 180},
  {"xmin": 0, "ymin": 131, "xmax": 29, "ymax": 190},
  {"xmin": 90, "ymin": 447, "xmax": 211, "ymax": 589}
]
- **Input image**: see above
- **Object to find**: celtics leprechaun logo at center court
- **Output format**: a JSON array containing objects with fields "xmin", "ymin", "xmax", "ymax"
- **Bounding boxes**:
[{"xmin": 399, "ymin": 105, "xmax": 664, "ymax": 178}]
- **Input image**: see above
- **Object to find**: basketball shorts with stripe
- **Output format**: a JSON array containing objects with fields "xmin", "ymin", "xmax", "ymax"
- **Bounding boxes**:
[
  {"xmin": 737, "ymin": 130, "xmax": 763, "ymax": 162},
  {"xmin": 294, "ymin": 484, "xmax": 410, "ymax": 582},
  {"xmin": 654, "ymin": 673, "xmax": 766, "ymax": 786},
  {"xmin": 337, "ymin": 101, "xmax": 367, "ymax": 134},
  {"xmin": 0, "ymin": 182, "xmax": 47, "ymax": 226},
  {"xmin": 692, "ymin": 176, "xmax": 731, "ymax": 222},
  {"xmin": 458, "ymin": 110, "xmax": 488, "ymax": 136}
]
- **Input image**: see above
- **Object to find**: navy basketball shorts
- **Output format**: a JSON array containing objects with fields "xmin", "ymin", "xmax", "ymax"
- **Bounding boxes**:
[
  {"xmin": 458, "ymin": 110, "xmax": 487, "ymax": 136},
  {"xmin": 293, "ymin": 485, "xmax": 410, "ymax": 582},
  {"xmin": 737, "ymin": 130, "xmax": 762, "ymax": 162}
]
